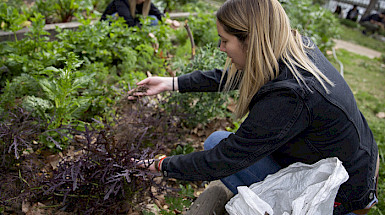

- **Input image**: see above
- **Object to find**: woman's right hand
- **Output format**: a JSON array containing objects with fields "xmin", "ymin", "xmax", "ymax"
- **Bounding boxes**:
[{"xmin": 128, "ymin": 77, "xmax": 177, "ymax": 99}]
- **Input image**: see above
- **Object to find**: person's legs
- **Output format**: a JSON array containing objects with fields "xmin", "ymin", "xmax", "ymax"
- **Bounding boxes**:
[
  {"xmin": 204, "ymin": 130, "xmax": 232, "ymax": 150},
  {"xmin": 360, "ymin": 21, "xmax": 379, "ymax": 34},
  {"xmin": 148, "ymin": 15, "xmax": 159, "ymax": 26},
  {"xmin": 204, "ymin": 131, "xmax": 282, "ymax": 194}
]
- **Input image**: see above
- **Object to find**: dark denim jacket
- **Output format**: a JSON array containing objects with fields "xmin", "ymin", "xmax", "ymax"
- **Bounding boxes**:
[{"xmin": 161, "ymin": 38, "xmax": 378, "ymax": 214}]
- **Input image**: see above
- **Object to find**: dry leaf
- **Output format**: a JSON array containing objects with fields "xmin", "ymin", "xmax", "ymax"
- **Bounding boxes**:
[
  {"xmin": 376, "ymin": 112, "xmax": 385, "ymax": 119},
  {"xmin": 226, "ymin": 98, "xmax": 236, "ymax": 113}
]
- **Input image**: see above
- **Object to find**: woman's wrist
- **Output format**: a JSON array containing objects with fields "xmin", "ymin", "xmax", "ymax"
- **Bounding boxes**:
[
  {"xmin": 154, "ymin": 154, "xmax": 167, "ymax": 172},
  {"xmin": 170, "ymin": 77, "xmax": 178, "ymax": 91},
  {"xmin": 157, "ymin": 156, "xmax": 166, "ymax": 171}
]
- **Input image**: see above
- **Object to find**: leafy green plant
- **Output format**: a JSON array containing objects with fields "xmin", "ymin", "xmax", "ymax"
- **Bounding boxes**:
[
  {"xmin": 24, "ymin": 53, "xmax": 92, "ymax": 127},
  {"xmin": 54, "ymin": 0, "xmax": 80, "ymax": 23},
  {"xmin": 0, "ymin": 2, "xmax": 28, "ymax": 33},
  {"xmin": 339, "ymin": 18, "xmax": 362, "ymax": 29},
  {"xmin": 158, "ymin": 184, "xmax": 195, "ymax": 215},
  {"xmin": 187, "ymin": 11, "xmax": 218, "ymax": 47},
  {"xmin": 31, "ymin": 0, "xmax": 56, "ymax": 24},
  {"xmin": 0, "ymin": 74, "xmax": 41, "ymax": 110},
  {"xmin": 142, "ymin": 184, "xmax": 196, "ymax": 215},
  {"xmin": 170, "ymin": 144, "xmax": 194, "ymax": 156},
  {"xmin": 226, "ymin": 116, "xmax": 247, "ymax": 133},
  {"xmin": 157, "ymin": 0, "xmax": 199, "ymax": 13},
  {"xmin": 281, "ymin": 0, "xmax": 340, "ymax": 53},
  {"xmin": 166, "ymin": 43, "xmax": 231, "ymax": 128}
]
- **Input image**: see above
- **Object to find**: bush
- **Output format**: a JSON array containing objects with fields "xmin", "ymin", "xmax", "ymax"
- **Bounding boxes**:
[
  {"xmin": 166, "ymin": 43, "xmax": 231, "ymax": 128},
  {"xmin": 339, "ymin": 18, "xmax": 361, "ymax": 29},
  {"xmin": 281, "ymin": 0, "xmax": 340, "ymax": 53}
]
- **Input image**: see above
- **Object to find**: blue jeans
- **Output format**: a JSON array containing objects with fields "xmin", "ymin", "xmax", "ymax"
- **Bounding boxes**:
[
  {"xmin": 148, "ymin": 15, "xmax": 159, "ymax": 26},
  {"xmin": 204, "ymin": 131, "xmax": 365, "ymax": 215},
  {"xmin": 204, "ymin": 131, "xmax": 282, "ymax": 194}
]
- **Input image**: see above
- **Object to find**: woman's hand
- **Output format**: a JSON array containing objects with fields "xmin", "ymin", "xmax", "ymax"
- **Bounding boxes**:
[
  {"xmin": 132, "ymin": 155, "xmax": 166, "ymax": 173},
  {"xmin": 128, "ymin": 77, "xmax": 177, "ymax": 99},
  {"xmin": 133, "ymin": 159, "xmax": 158, "ymax": 172}
]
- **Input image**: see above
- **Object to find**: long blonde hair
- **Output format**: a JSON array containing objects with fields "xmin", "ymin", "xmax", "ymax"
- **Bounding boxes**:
[
  {"xmin": 128, "ymin": 0, "xmax": 151, "ymax": 18},
  {"xmin": 217, "ymin": 0, "xmax": 334, "ymax": 119}
]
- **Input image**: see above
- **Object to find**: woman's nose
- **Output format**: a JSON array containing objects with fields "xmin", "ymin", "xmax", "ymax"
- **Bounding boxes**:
[{"xmin": 219, "ymin": 42, "xmax": 225, "ymax": 52}]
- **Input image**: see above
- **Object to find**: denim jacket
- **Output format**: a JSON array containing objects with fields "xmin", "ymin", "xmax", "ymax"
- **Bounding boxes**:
[{"xmin": 161, "ymin": 38, "xmax": 378, "ymax": 214}]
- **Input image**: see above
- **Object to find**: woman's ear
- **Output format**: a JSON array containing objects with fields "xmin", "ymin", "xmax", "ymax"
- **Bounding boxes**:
[{"xmin": 243, "ymin": 36, "xmax": 249, "ymax": 52}]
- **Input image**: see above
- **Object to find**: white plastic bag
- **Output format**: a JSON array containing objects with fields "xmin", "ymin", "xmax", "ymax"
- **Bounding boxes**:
[{"xmin": 225, "ymin": 157, "xmax": 349, "ymax": 215}]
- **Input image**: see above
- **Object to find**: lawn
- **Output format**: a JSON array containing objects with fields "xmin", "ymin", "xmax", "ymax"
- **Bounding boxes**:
[
  {"xmin": 337, "ymin": 24, "xmax": 385, "ymax": 54},
  {"xmin": 328, "ymin": 25, "xmax": 385, "ymax": 214}
]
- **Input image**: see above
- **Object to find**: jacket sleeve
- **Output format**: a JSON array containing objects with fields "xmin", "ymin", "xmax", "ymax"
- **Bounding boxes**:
[
  {"xmin": 177, "ymin": 69, "xmax": 228, "ymax": 93},
  {"xmin": 161, "ymin": 88, "xmax": 310, "ymax": 181}
]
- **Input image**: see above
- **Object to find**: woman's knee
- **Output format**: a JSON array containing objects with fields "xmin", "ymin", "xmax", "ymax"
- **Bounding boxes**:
[{"xmin": 204, "ymin": 131, "xmax": 232, "ymax": 150}]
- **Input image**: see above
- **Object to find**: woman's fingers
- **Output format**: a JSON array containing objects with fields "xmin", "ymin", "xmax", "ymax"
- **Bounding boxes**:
[
  {"xmin": 127, "ymin": 77, "xmax": 171, "ymax": 100},
  {"xmin": 131, "ymin": 158, "xmax": 157, "ymax": 172},
  {"xmin": 136, "ymin": 77, "xmax": 151, "ymax": 86},
  {"xmin": 127, "ymin": 85, "xmax": 150, "ymax": 99}
]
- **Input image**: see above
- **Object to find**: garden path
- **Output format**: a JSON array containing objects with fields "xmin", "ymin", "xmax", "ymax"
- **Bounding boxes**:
[{"xmin": 333, "ymin": 39, "xmax": 382, "ymax": 59}]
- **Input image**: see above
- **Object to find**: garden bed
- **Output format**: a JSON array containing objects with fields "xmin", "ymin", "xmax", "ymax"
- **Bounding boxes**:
[{"xmin": 0, "ymin": 12, "xmax": 197, "ymax": 42}]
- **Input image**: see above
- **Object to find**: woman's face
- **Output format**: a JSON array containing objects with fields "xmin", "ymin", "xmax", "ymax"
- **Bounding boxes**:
[
  {"xmin": 216, "ymin": 20, "xmax": 247, "ymax": 70},
  {"xmin": 136, "ymin": 0, "xmax": 145, "ymax": 4}
]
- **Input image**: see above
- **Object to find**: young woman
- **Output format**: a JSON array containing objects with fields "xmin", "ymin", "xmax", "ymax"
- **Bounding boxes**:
[
  {"xmin": 100, "ymin": 0, "xmax": 164, "ymax": 27},
  {"xmin": 130, "ymin": 0, "xmax": 379, "ymax": 214}
]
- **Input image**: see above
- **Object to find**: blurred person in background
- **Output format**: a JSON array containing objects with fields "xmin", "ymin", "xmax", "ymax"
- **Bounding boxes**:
[
  {"xmin": 346, "ymin": 5, "xmax": 360, "ymax": 22},
  {"xmin": 101, "ymin": 0, "xmax": 179, "ymax": 28},
  {"xmin": 360, "ymin": 11, "xmax": 385, "ymax": 34}
]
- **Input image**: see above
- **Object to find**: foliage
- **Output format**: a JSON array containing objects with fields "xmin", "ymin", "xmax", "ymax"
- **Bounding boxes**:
[
  {"xmin": 156, "ymin": 0, "xmax": 199, "ymax": 13},
  {"xmin": 54, "ymin": 0, "xmax": 81, "ymax": 23},
  {"xmin": 0, "ymin": 2, "xmax": 29, "ymax": 32},
  {"xmin": 0, "ymin": 107, "xmax": 53, "ymax": 213},
  {"xmin": 0, "ymin": 14, "xmax": 175, "ymax": 130},
  {"xmin": 22, "ymin": 53, "xmax": 95, "ymax": 148},
  {"xmin": 28, "ymin": 0, "xmax": 95, "ymax": 23},
  {"xmin": 0, "ymin": 107, "xmax": 44, "ymax": 161},
  {"xmin": 2, "ymin": 0, "xmax": 379, "ymax": 213},
  {"xmin": 170, "ymin": 143, "xmax": 194, "ymax": 156},
  {"xmin": 1, "ymin": 98, "xmax": 187, "ymax": 214},
  {"xmin": 281, "ymin": 0, "xmax": 340, "ymax": 53},
  {"xmin": 31, "ymin": 0, "xmax": 56, "ymax": 24},
  {"xmin": 339, "ymin": 18, "xmax": 362, "ymax": 29},
  {"xmin": 186, "ymin": 11, "xmax": 218, "ymax": 48},
  {"xmin": 143, "ymin": 184, "xmax": 195, "ymax": 215},
  {"xmin": 160, "ymin": 184, "xmax": 195, "ymax": 214},
  {"xmin": 166, "ymin": 43, "xmax": 231, "ymax": 128}
]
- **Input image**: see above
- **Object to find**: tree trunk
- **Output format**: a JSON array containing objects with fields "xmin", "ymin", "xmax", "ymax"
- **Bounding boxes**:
[{"xmin": 362, "ymin": 0, "xmax": 379, "ymax": 19}]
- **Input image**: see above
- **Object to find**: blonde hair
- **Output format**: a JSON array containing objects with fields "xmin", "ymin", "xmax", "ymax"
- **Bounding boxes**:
[
  {"xmin": 128, "ymin": 0, "xmax": 151, "ymax": 18},
  {"xmin": 217, "ymin": 0, "xmax": 334, "ymax": 119}
]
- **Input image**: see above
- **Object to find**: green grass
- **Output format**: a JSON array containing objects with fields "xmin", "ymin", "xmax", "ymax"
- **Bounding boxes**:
[
  {"xmin": 328, "ymin": 46, "xmax": 385, "ymax": 214},
  {"xmin": 337, "ymin": 24, "xmax": 385, "ymax": 54}
]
